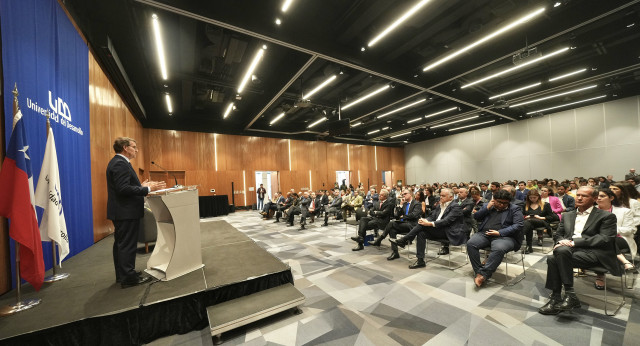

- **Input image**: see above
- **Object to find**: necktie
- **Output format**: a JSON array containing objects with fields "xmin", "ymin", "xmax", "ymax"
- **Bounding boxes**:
[{"xmin": 379, "ymin": 201, "xmax": 383, "ymax": 209}]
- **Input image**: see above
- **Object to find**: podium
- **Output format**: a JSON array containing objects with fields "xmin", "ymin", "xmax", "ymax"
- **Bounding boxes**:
[{"xmin": 145, "ymin": 187, "xmax": 204, "ymax": 281}]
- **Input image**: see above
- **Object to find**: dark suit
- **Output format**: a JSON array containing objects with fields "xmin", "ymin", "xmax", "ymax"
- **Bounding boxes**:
[
  {"xmin": 546, "ymin": 208, "xmax": 621, "ymax": 292},
  {"xmin": 467, "ymin": 203, "xmax": 524, "ymax": 279},
  {"xmin": 481, "ymin": 190, "xmax": 492, "ymax": 201},
  {"xmin": 381, "ymin": 200, "xmax": 423, "ymax": 248},
  {"xmin": 515, "ymin": 188, "xmax": 529, "ymax": 201},
  {"xmin": 459, "ymin": 197, "xmax": 475, "ymax": 234},
  {"xmin": 399, "ymin": 202, "xmax": 467, "ymax": 258},
  {"xmin": 107, "ymin": 154, "xmax": 149, "ymax": 283},
  {"xmin": 559, "ymin": 194, "xmax": 575, "ymax": 212},
  {"xmin": 356, "ymin": 198, "xmax": 395, "ymax": 241},
  {"xmin": 324, "ymin": 195, "xmax": 343, "ymax": 223}
]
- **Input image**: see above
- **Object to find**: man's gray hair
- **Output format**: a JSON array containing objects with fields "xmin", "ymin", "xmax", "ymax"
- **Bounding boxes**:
[
  {"xmin": 440, "ymin": 188, "xmax": 453, "ymax": 197},
  {"xmin": 379, "ymin": 189, "xmax": 389, "ymax": 196}
]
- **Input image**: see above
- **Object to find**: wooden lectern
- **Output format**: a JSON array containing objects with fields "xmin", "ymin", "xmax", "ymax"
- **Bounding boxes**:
[{"xmin": 145, "ymin": 187, "xmax": 204, "ymax": 281}]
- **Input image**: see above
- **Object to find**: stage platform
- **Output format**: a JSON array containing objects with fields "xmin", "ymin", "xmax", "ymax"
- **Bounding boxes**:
[{"xmin": 0, "ymin": 220, "xmax": 295, "ymax": 345}]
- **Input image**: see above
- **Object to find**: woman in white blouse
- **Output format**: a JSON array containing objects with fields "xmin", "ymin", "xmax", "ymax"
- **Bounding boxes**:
[
  {"xmin": 610, "ymin": 182, "xmax": 640, "ymax": 227},
  {"xmin": 594, "ymin": 188, "xmax": 637, "ymax": 289}
]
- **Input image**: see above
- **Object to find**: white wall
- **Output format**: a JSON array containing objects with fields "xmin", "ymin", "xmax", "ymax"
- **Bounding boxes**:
[{"xmin": 405, "ymin": 96, "xmax": 640, "ymax": 184}]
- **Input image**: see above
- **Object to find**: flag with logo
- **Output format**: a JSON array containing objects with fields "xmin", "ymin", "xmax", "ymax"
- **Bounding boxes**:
[
  {"xmin": 0, "ymin": 109, "xmax": 45, "ymax": 290},
  {"xmin": 35, "ymin": 126, "xmax": 69, "ymax": 265}
]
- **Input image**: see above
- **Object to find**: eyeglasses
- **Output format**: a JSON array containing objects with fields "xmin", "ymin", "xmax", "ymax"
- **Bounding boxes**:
[{"xmin": 494, "ymin": 200, "xmax": 510, "ymax": 205}]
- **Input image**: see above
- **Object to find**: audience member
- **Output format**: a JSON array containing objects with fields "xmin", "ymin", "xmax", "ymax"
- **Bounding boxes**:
[
  {"xmin": 351, "ymin": 189, "xmax": 394, "ymax": 251},
  {"xmin": 322, "ymin": 189, "xmax": 342, "ymax": 226},
  {"xmin": 467, "ymin": 189, "xmax": 524, "ymax": 288},
  {"xmin": 522, "ymin": 189, "xmax": 558, "ymax": 253},
  {"xmin": 556, "ymin": 184, "xmax": 575, "ymax": 212},
  {"xmin": 540, "ymin": 187, "xmax": 564, "ymax": 219},
  {"xmin": 539, "ymin": 186, "xmax": 621, "ymax": 315},
  {"xmin": 479, "ymin": 183, "xmax": 492, "ymax": 201},
  {"xmin": 368, "ymin": 189, "xmax": 421, "ymax": 254},
  {"xmin": 625, "ymin": 168, "xmax": 638, "ymax": 181},
  {"xmin": 516, "ymin": 181, "xmax": 529, "ymax": 201}
]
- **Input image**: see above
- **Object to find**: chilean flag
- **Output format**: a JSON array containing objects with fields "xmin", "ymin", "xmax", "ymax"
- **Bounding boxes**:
[{"xmin": 0, "ymin": 109, "xmax": 44, "ymax": 290}]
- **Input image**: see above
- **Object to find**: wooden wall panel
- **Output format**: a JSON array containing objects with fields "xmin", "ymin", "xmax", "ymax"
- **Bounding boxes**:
[{"xmin": 89, "ymin": 52, "xmax": 145, "ymax": 242}]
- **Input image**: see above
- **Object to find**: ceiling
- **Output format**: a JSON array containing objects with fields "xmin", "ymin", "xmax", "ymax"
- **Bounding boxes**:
[{"xmin": 64, "ymin": 0, "xmax": 640, "ymax": 147}]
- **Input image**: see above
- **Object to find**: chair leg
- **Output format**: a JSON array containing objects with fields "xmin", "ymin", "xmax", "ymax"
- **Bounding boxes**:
[
  {"xmin": 604, "ymin": 274, "xmax": 626, "ymax": 316},
  {"xmin": 145, "ymin": 242, "xmax": 149, "ymax": 253}
]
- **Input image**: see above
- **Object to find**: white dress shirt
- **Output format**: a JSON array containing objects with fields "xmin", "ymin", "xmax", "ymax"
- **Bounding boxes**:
[{"xmin": 572, "ymin": 206, "xmax": 594, "ymax": 239}]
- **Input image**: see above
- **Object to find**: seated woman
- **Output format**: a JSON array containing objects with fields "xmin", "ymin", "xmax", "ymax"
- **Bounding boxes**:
[
  {"xmin": 414, "ymin": 190, "xmax": 426, "ymax": 217},
  {"xmin": 540, "ymin": 187, "xmax": 564, "ymax": 220},
  {"xmin": 611, "ymin": 182, "xmax": 640, "ymax": 227},
  {"xmin": 594, "ymin": 188, "xmax": 637, "ymax": 290},
  {"xmin": 522, "ymin": 189, "xmax": 558, "ymax": 253}
]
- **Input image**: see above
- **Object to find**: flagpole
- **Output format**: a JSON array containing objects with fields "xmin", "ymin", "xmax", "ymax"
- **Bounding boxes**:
[
  {"xmin": 0, "ymin": 84, "xmax": 41, "ymax": 316},
  {"xmin": 43, "ymin": 110, "xmax": 69, "ymax": 283}
]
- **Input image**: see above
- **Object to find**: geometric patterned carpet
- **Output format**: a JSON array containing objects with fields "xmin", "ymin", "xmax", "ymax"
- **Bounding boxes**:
[{"xmin": 148, "ymin": 211, "xmax": 640, "ymax": 346}]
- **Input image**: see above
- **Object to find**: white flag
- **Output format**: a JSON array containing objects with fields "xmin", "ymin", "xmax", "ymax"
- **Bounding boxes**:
[{"xmin": 35, "ymin": 127, "xmax": 69, "ymax": 265}]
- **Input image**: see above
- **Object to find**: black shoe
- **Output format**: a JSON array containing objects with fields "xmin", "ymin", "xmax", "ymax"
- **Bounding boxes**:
[
  {"xmin": 557, "ymin": 293, "xmax": 581, "ymax": 311},
  {"xmin": 321, "ymin": 223, "xmax": 328, "ymax": 227},
  {"xmin": 352, "ymin": 243, "xmax": 364, "ymax": 251},
  {"xmin": 409, "ymin": 259, "xmax": 426, "ymax": 269},
  {"xmin": 368, "ymin": 237, "xmax": 382, "ymax": 247},
  {"xmin": 437, "ymin": 246, "xmax": 450, "ymax": 255},
  {"xmin": 537, "ymin": 238, "xmax": 543, "ymax": 246},
  {"xmin": 390, "ymin": 238, "xmax": 407, "ymax": 248},
  {"xmin": 350, "ymin": 236, "xmax": 364, "ymax": 243},
  {"xmin": 273, "ymin": 220, "xmax": 280, "ymax": 223},
  {"xmin": 538, "ymin": 297, "xmax": 563, "ymax": 315},
  {"xmin": 299, "ymin": 225, "xmax": 305, "ymax": 230},
  {"xmin": 287, "ymin": 223, "xmax": 294, "ymax": 227},
  {"xmin": 387, "ymin": 252, "xmax": 400, "ymax": 260},
  {"xmin": 121, "ymin": 275, "xmax": 152, "ymax": 289},
  {"xmin": 524, "ymin": 245, "xmax": 533, "ymax": 254}
]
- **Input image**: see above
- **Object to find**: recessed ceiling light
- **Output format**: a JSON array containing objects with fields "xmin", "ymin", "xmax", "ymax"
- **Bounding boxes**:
[
  {"xmin": 361, "ymin": 47, "xmax": 366, "ymax": 52},
  {"xmin": 152, "ymin": 14, "xmax": 168, "ymax": 80},
  {"xmin": 526, "ymin": 95, "xmax": 607, "ymax": 114},
  {"xmin": 548, "ymin": 68, "xmax": 587, "ymax": 82},
  {"xmin": 165, "ymin": 94, "xmax": 172, "ymax": 114},
  {"xmin": 431, "ymin": 115, "xmax": 479, "ymax": 128},
  {"xmin": 308, "ymin": 117, "xmax": 327, "ymax": 128},
  {"xmin": 489, "ymin": 82, "xmax": 541, "ymax": 100},
  {"xmin": 424, "ymin": 106, "xmax": 458, "ymax": 118},
  {"xmin": 303, "ymin": 75, "xmax": 337, "ymax": 100},
  {"xmin": 367, "ymin": 0, "xmax": 432, "ymax": 47},
  {"xmin": 342, "ymin": 85, "xmax": 390, "ymax": 110},
  {"xmin": 275, "ymin": 18, "xmax": 282, "ymax": 25},
  {"xmin": 510, "ymin": 85, "xmax": 598, "ymax": 107},
  {"xmin": 553, "ymin": 2, "xmax": 562, "ymax": 7},
  {"xmin": 390, "ymin": 132, "xmax": 412, "ymax": 138},
  {"xmin": 448, "ymin": 120, "xmax": 496, "ymax": 131},
  {"xmin": 423, "ymin": 7, "xmax": 545, "ymax": 71},
  {"xmin": 238, "ymin": 48, "xmax": 265, "ymax": 93},
  {"xmin": 223, "ymin": 102, "xmax": 234, "ymax": 119},
  {"xmin": 377, "ymin": 99, "xmax": 426, "ymax": 119},
  {"xmin": 461, "ymin": 47, "xmax": 569, "ymax": 89},
  {"xmin": 270, "ymin": 112, "xmax": 286, "ymax": 125},
  {"xmin": 281, "ymin": 0, "xmax": 294, "ymax": 12},
  {"xmin": 368, "ymin": 129, "xmax": 381, "ymax": 135}
]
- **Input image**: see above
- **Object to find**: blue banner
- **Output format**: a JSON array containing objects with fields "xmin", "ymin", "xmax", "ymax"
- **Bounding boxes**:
[{"xmin": 1, "ymin": 0, "xmax": 93, "ymax": 278}]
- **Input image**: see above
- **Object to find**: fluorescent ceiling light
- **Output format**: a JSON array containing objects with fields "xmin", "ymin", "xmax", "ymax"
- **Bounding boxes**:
[
  {"xmin": 461, "ymin": 47, "xmax": 569, "ymax": 89},
  {"xmin": 424, "ymin": 106, "xmax": 458, "ymax": 118},
  {"xmin": 548, "ymin": 68, "xmax": 587, "ymax": 82},
  {"xmin": 449, "ymin": 120, "xmax": 496, "ymax": 131},
  {"xmin": 423, "ymin": 7, "xmax": 545, "ymax": 71},
  {"xmin": 377, "ymin": 99, "xmax": 426, "ymax": 119},
  {"xmin": 342, "ymin": 85, "xmax": 390, "ymax": 110},
  {"xmin": 431, "ymin": 115, "xmax": 479, "ymax": 128},
  {"xmin": 367, "ymin": 0, "xmax": 432, "ymax": 47},
  {"xmin": 238, "ymin": 48, "xmax": 265, "ymax": 93},
  {"xmin": 510, "ymin": 85, "xmax": 597, "ymax": 107},
  {"xmin": 382, "ymin": 127, "xmax": 389, "ymax": 130},
  {"xmin": 351, "ymin": 122, "xmax": 362, "ymax": 127},
  {"xmin": 368, "ymin": 129, "xmax": 381, "ymax": 135},
  {"xmin": 308, "ymin": 117, "xmax": 327, "ymax": 128},
  {"xmin": 407, "ymin": 117, "xmax": 422, "ymax": 123},
  {"xmin": 390, "ymin": 132, "xmax": 412, "ymax": 138},
  {"xmin": 152, "ymin": 14, "xmax": 168, "ymax": 80},
  {"xmin": 303, "ymin": 75, "xmax": 336, "ymax": 100},
  {"xmin": 270, "ymin": 112, "xmax": 285, "ymax": 125},
  {"xmin": 526, "ymin": 95, "xmax": 606, "ymax": 114},
  {"xmin": 281, "ymin": 0, "xmax": 294, "ymax": 12},
  {"xmin": 223, "ymin": 102, "xmax": 234, "ymax": 119},
  {"xmin": 488, "ymin": 82, "xmax": 541, "ymax": 100},
  {"xmin": 165, "ymin": 94, "xmax": 172, "ymax": 113}
]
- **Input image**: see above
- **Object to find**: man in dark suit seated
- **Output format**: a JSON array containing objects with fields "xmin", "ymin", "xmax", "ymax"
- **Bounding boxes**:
[
  {"xmin": 467, "ymin": 189, "xmax": 524, "ymax": 288},
  {"xmin": 436, "ymin": 187, "xmax": 475, "ymax": 255},
  {"xmin": 515, "ymin": 181, "xmax": 529, "ymax": 201},
  {"xmin": 391, "ymin": 188, "xmax": 467, "ymax": 269},
  {"xmin": 556, "ymin": 184, "xmax": 576, "ymax": 212},
  {"xmin": 261, "ymin": 192, "xmax": 283, "ymax": 218},
  {"xmin": 107, "ymin": 137, "xmax": 166, "ymax": 288},
  {"xmin": 351, "ymin": 189, "xmax": 394, "ymax": 251},
  {"xmin": 273, "ymin": 192, "xmax": 292, "ymax": 223},
  {"xmin": 322, "ymin": 189, "xmax": 343, "ymax": 226},
  {"xmin": 367, "ymin": 189, "xmax": 422, "ymax": 252},
  {"xmin": 539, "ymin": 186, "xmax": 621, "ymax": 315}
]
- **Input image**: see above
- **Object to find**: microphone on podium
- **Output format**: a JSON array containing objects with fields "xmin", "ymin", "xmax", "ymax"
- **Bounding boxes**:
[{"xmin": 151, "ymin": 161, "xmax": 179, "ymax": 187}]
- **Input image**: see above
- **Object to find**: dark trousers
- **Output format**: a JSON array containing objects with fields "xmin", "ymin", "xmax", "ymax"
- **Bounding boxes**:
[
  {"xmin": 545, "ymin": 246, "xmax": 600, "ymax": 292},
  {"xmin": 325, "ymin": 206, "xmax": 340, "ymax": 223},
  {"xmin": 467, "ymin": 233, "xmax": 516, "ymax": 279},
  {"xmin": 385, "ymin": 221, "xmax": 415, "ymax": 252},
  {"xmin": 398, "ymin": 224, "xmax": 448, "ymax": 258},
  {"xmin": 113, "ymin": 219, "xmax": 140, "ymax": 282},
  {"xmin": 357, "ymin": 217, "xmax": 382, "ymax": 240},
  {"xmin": 523, "ymin": 218, "xmax": 548, "ymax": 245}
]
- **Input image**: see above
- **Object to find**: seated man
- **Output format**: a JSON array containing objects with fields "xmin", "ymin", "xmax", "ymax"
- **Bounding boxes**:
[
  {"xmin": 342, "ymin": 190, "xmax": 363, "ymax": 221},
  {"xmin": 350, "ymin": 189, "xmax": 394, "ymax": 251},
  {"xmin": 273, "ymin": 192, "xmax": 292, "ymax": 223},
  {"xmin": 261, "ymin": 192, "xmax": 283, "ymax": 218},
  {"xmin": 287, "ymin": 191, "xmax": 311, "ymax": 230},
  {"xmin": 437, "ymin": 187, "xmax": 475, "ymax": 255},
  {"xmin": 322, "ymin": 189, "xmax": 342, "ymax": 226},
  {"xmin": 391, "ymin": 188, "xmax": 466, "ymax": 269},
  {"xmin": 368, "ymin": 189, "xmax": 422, "ymax": 252},
  {"xmin": 466, "ymin": 189, "xmax": 524, "ymax": 287},
  {"xmin": 556, "ymin": 184, "xmax": 576, "ymax": 212},
  {"xmin": 538, "ymin": 186, "xmax": 621, "ymax": 315},
  {"xmin": 363, "ymin": 188, "xmax": 378, "ymax": 210}
]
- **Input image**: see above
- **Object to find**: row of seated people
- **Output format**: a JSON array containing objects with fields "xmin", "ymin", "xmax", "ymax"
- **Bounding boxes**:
[{"xmin": 347, "ymin": 184, "xmax": 637, "ymax": 316}]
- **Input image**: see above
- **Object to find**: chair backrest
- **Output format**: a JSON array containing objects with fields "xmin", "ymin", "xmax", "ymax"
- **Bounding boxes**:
[{"xmin": 138, "ymin": 207, "xmax": 158, "ymax": 243}]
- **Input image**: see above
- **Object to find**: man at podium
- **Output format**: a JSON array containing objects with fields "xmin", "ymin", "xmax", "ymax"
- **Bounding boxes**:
[{"xmin": 107, "ymin": 137, "xmax": 166, "ymax": 288}]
